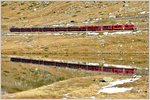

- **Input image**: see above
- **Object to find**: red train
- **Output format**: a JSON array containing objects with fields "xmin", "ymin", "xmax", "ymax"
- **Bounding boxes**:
[
  {"xmin": 10, "ymin": 57, "xmax": 137, "ymax": 75},
  {"xmin": 10, "ymin": 24, "xmax": 137, "ymax": 32}
]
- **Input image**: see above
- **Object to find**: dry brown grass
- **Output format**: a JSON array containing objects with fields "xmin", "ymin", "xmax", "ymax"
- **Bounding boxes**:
[
  {"xmin": 1, "ymin": 1, "xmax": 149, "ymax": 99},
  {"xmin": 96, "ymin": 75, "xmax": 149, "ymax": 99},
  {"xmin": 2, "ymin": 74, "xmax": 148, "ymax": 99},
  {"xmin": 1, "ymin": 1, "xmax": 148, "ymax": 32},
  {"xmin": 2, "ymin": 57, "xmax": 99, "ymax": 93},
  {"xmin": 1, "ymin": 74, "xmax": 130, "ymax": 99},
  {"xmin": 2, "ymin": 33, "xmax": 148, "ymax": 70},
  {"xmin": 2, "ymin": 33, "xmax": 148, "ymax": 54}
]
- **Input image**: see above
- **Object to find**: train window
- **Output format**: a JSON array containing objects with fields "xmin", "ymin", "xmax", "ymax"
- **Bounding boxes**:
[
  {"xmin": 125, "ymin": 25, "xmax": 128, "ymax": 27},
  {"xmin": 114, "ymin": 25, "xmax": 122, "ymax": 28},
  {"xmin": 103, "ymin": 26, "xmax": 110, "ymax": 28}
]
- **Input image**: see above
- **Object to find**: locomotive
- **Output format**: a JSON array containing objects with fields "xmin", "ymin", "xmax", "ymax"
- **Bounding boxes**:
[{"xmin": 10, "ymin": 24, "xmax": 137, "ymax": 32}]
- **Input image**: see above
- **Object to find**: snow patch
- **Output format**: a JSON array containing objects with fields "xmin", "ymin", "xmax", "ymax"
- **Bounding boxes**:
[
  {"xmin": 90, "ymin": 96, "xmax": 96, "ymax": 99},
  {"xmin": 103, "ymin": 31, "xmax": 133, "ymax": 35},
  {"xmin": 98, "ymin": 87, "xmax": 133, "ymax": 93},
  {"xmin": 139, "ymin": 11, "xmax": 147, "ymax": 14},
  {"xmin": 97, "ymin": 76, "xmax": 141, "ymax": 94},
  {"xmin": 87, "ymin": 32, "xmax": 99, "ymax": 35},
  {"xmin": 86, "ymin": 63, "xmax": 99, "ymax": 66}
]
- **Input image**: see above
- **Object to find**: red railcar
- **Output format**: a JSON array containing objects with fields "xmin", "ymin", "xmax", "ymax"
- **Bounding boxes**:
[
  {"xmin": 9, "ymin": 24, "xmax": 137, "ymax": 32},
  {"xmin": 112, "ymin": 67, "xmax": 124, "ymax": 74},
  {"xmin": 87, "ymin": 65, "xmax": 96, "ymax": 71},
  {"xmin": 97, "ymin": 26, "xmax": 103, "ymax": 31},
  {"xmin": 79, "ymin": 26, "xmax": 87, "ymax": 31},
  {"xmin": 103, "ymin": 67, "xmax": 113, "ymax": 72},
  {"xmin": 112, "ymin": 24, "xmax": 124, "ymax": 30},
  {"xmin": 11, "ymin": 28, "xmax": 20, "ymax": 32},
  {"xmin": 102, "ymin": 25, "xmax": 113, "ymax": 30},
  {"xmin": 80, "ymin": 64, "xmax": 88, "ymax": 70},
  {"xmin": 124, "ymin": 24, "xmax": 136, "ymax": 30},
  {"xmin": 86, "ymin": 26, "xmax": 99, "ymax": 31},
  {"xmin": 124, "ymin": 69, "xmax": 136, "ymax": 74},
  {"xmin": 31, "ymin": 28, "xmax": 38, "ymax": 32}
]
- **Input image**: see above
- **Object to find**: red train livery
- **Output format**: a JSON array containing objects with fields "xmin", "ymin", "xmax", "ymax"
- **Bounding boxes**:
[
  {"xmin": 10, "ymin": 24, "xmax": 137, "ymax": 32},
  {"xmin": 10, "ymin": 57, "xmax": 137, "ymax": 75}
]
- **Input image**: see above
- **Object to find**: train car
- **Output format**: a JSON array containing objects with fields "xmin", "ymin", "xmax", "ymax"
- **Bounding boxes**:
[
  {"xmin": 9, "ymin": 24, "xmax": 137, "ymax": 32},
  {"xmin": 97, "ymin": 26, "xmax": 103, "ymax": 31},
  {"xmin": 112, "ymin": 67, "xmax": 124, "ymax": 74},
  {"xmin": 31, "ymin": 28, "xmax": 39, "ymax": 32},
  {"xmin": 24, "ymin": 28, "xmax": 32, "ymax": 32},
  {"xmin": 67, "ymin": 26, "xmax": 80, "ymax": 31},
  {"xmin": 10, "ymin": 28, "xmax": 20, "ymax": 32},
  {"xmin": 10, "ymin": 57, "xmax": 20, "ymax": 62},
  {"xmin": 31, "ymin": 59, "xmax": 40, "ymax": 64},
  {"xmin": 86, "ymin": 26, "xmax": 99, "ymax": 31},
  {"xmin": 103, "ymin": 67, "xmax": 113, "ymax": 72},
  {"xmin": 79, "ymin": 64, "xmax": 88, "ymax": 70},
  {"xmin": 55, "ymin": 62, "xmax": 68, "ymax": 67},
  {"xmin": 87, "ymin": 65, "xmax": 96, "ymax": 71},
  {"xmin": 45, "ymin": 61, "xmax": 56, "ymax": 66},
  {"xmin": 124, "ymin": 68, "xmax": 136, "ymax": 74},
  {"xmin": 112, "ymin": 24, "xmax": 124, "ymax": 30},
  {"xmin": 102, "ymin": 25, "xmax": 113, "ymax": 30},
  {"xmin": 54, "ymin": 27, "xmax": 64, "ymax": 31},
  {"xmin": 20, "ymin": 28, "xmax": 25, "ymax": 32},
  {"xmin": 43, "ymin": 28, "xmax": 48, "ymax": 32},
  {"xmin": 79, "ymin": 26, "xmax": 87, "ymax": 31},
  {"xmin": 38, "ymin": 60, "xmax": 44, "ymax": 65},
  {"xmin": 86, "ymin": 26, "xmax": 97, "ymax": 31},
  {"xmin": 68, "ymin": 63, "xmax": 79, "ymax": 69},
  {"xmin": 94, "ymin": 66, "xmax": 102, "ymax": 71},
  {"xmin": 124, "ymin": 24, "xmax": 137, "ymax": 30}
]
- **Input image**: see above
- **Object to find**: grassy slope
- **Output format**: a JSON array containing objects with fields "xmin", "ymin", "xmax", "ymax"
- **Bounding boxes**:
[
  {"xmin": 1, "ymin": 1, "xmax": 149, "ymax": 99},
  {"xmin": 1, "ymin": 1, "xmax": 148, "ymax": 32},
  {"xmin": 2, "ymin": 57, "xmax": 99, "ymax": 93},
  {"xmin": 2, "ymin": 33, "xmax": 148, "ymax": 54},
  {"xmin": 2, "ymin": 34, "xmax": 148, "ymax": 69},
  {"xmin": 2, "ymin": 75, "xmax": 148, "ymax": 99}
]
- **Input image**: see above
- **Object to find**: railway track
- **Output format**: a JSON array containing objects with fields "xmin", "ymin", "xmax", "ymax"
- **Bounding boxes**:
[{"xmin": 107, "ymin": 14, "xmax": 149, "ymax": 20}]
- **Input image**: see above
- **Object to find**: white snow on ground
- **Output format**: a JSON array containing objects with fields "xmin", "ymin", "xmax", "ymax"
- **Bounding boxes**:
[
  {"xmin": 87, "ymin": 32, "xmax": 99, "ymax": 35},
  {"xmin": 86, "ymin": 63, "xmax": 99, "ymax": 66},
  {"xmin": 98, "ymin": 87, "xmax": 133, "ymax": 93},
  {"xmin": 103, "ymin": 31, "xmax": 133, "ymax": 35},
  {"xmin": 103, "ymin": 76, "xmax": 141, "ymax": 88},
  {"xmin": 139, "ymin": 11, "xmax": 147, "ymax": 14},
  {"xmin": 65, "ymin": 32, "xmax": 75, "ymax": 35},
  {"xmin": 97, "ymin": 76, "xmax": 141, "ymax": 94},
  {"xmin": 89, "ymin": 96, "xmax": 96, "ymax": 99},
  {"xmin": 63, "ymin": 93, "xmax": 77, "ymax": 99},
  {"xmin": 103, "ymin": 30, "xmax": 144, "ymax": 35}
]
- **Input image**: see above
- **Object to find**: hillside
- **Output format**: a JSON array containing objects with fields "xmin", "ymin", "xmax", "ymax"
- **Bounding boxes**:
[
  {"xmin": 1, "ymin": 1, "xmax": 149, "ymax": 99},
  {"xmin": 1, "ymin": 1, "xmax": 149, "ymax": 32},
  {"xmin": 2, "ymin": 74, "xmax": 148, "ymax": 99},
  {"xmin": 2, "ymin": 56, "xmax": 99, "ymax": 93}
]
